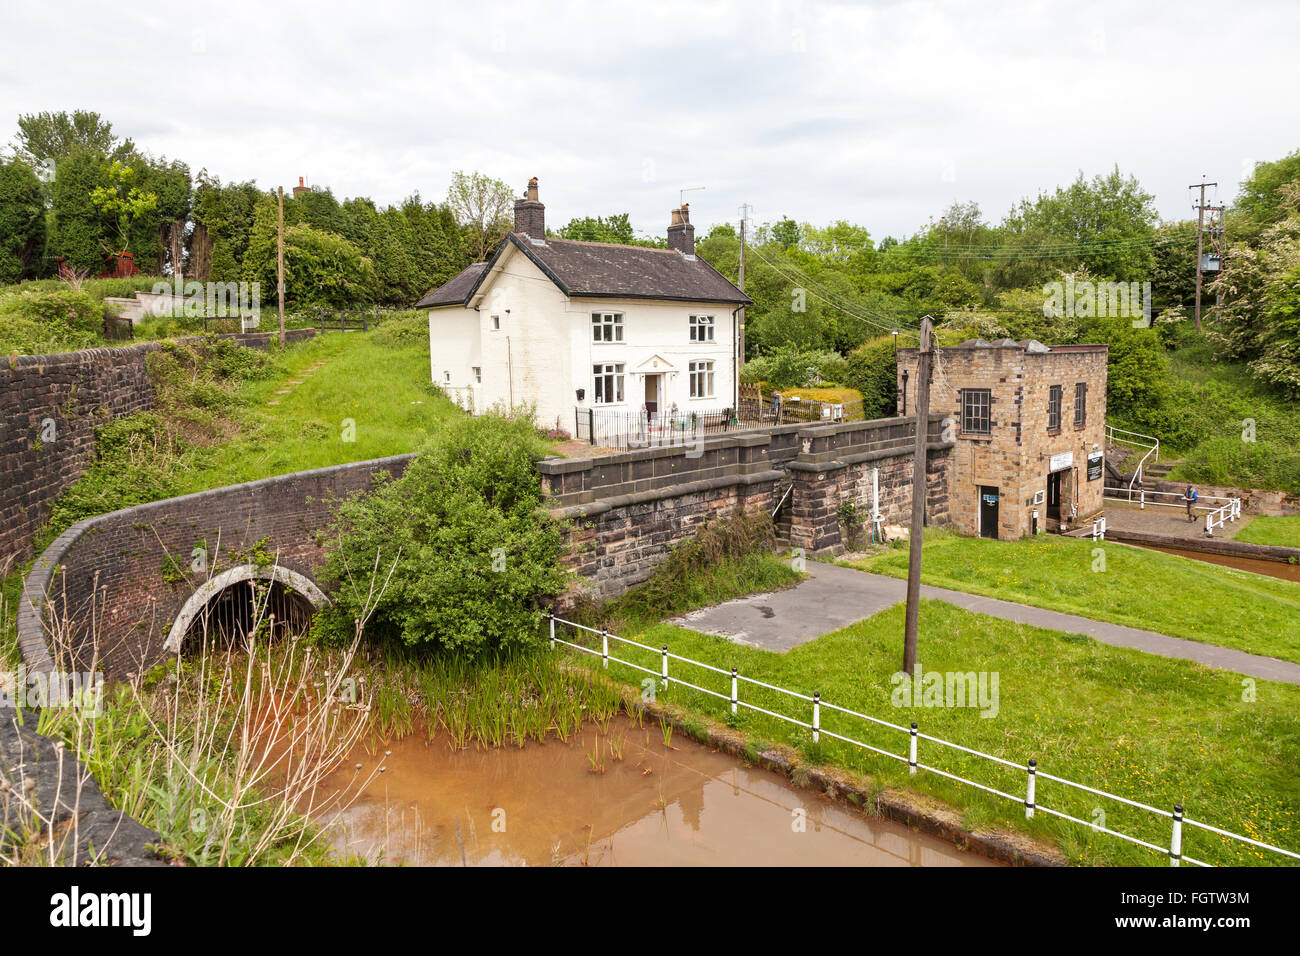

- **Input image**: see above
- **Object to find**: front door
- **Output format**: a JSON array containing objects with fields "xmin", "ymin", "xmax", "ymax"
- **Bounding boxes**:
[
  {"xmin": 978, "ymin": 486, "xmax": 999, "ymax": 539},
  {"xmin": 1047, "ymin": 472, "xmax": 1062, "ymax": 522},
  {"xmin": 644, "ymin": 374, "xmax": 661, "ymax": 415}
]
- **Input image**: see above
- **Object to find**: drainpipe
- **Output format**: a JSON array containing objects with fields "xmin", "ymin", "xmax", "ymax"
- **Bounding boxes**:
[{"xmin": 731, "ymin": 306, "xmax": 742, "ymax": 416}]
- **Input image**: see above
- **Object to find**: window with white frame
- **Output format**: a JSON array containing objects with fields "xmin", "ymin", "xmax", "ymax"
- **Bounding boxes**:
[
  {"xmin": 443, "ymin": 370, "xmax": 451, "ymax": 383},
  {"xmin": 490, "ymin": 314, "xmax": 500, "ymax": 330},
  {"xmin": 472, "ymin": 367, "xmax": 482, "ymax": 384},
  {"xmin": 593, "ymin": 363, "xmax": 625, "ymax": 403},
  {"xmin": 689, "ymin": 360, "xmax": 715, "ymax": 398},
  {"xmin": 689, "ymin": 314, "xmax": 715, "ymax": 342},
  {"xmin": 591, "ymin": 312, "xmax": 624, "ymax": 342}
]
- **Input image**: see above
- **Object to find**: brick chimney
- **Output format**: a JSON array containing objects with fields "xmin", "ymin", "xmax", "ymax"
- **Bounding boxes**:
[
  {"xmin": 513, "ymin": 177, "xmax": 545, "ymax": 239},
  {"xmin": 667, "ymin": 203, "xmax": 695, "ymax": 255},
  {"xmin": 292, "ymin": 176, "xmax": 309, "ymax": 198}
]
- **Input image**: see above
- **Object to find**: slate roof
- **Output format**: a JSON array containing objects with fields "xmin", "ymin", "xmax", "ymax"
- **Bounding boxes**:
[
  {"xmin": 414, "ymin": 262, "xmax": 488, "ymax": 308},
  {"xmin": 416, "ymin": 233, "xmax": 750, "ymax": 308}
]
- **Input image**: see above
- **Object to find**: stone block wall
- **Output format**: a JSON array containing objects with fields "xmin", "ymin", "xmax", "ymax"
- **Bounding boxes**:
[
  {"xmin": 0, "ymin": 330, "xmax": 316, "ymax": 570},
  {"xmin": 897, "ymin": 342, "xmax": 1107, "ymax": 539}
]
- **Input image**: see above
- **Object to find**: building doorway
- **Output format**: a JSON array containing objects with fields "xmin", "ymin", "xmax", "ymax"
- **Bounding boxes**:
[
  {"xmin": 978, "ymin": 486, "xmax": 999, "ymax": 539},
  {"xmin": 1047, "ymin": 472, "xmax": 1062, "ymax": 523},
  {"xmin": 644, "ymin": 374, "xmax": 662, "ymax": 415}
]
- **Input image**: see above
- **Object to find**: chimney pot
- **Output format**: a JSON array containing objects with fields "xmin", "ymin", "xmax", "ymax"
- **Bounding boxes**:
[
  {"xmin": 667, "ymin": 203, "xmax": 695, "ymax": 256},
  {"xmin": 514, "ymin": 176, "xmax": 545, "ymax": 239}
]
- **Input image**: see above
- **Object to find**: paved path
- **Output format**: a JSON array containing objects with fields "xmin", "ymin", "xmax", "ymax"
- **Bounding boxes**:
[
  {"xmin": 1104, "ymin": 498, "xmax": 1244, "ymax": 541},
  {"xmin": 670, "ymin": 561, "xmax": 1300, "ymax": 685}
]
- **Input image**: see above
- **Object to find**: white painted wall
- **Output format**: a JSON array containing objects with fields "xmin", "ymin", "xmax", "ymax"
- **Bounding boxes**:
[{"xmin": 427, "ymin": 243, "xmax": 739, "ymax": 437}]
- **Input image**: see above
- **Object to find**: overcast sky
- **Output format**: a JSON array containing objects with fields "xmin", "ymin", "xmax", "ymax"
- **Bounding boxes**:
[{"xmin": 2, "ymin": 0, "xmax": 1296, "ymax": 241}]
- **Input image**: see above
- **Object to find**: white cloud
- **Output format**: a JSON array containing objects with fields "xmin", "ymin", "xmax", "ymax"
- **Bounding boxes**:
[{"xmin": 2, "ymin": 0, "xmax": 1295, "ymax": 239}]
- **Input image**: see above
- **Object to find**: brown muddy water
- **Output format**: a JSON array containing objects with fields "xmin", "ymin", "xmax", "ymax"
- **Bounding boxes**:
[
  {"xmin": 1131, "ymin": 543, "xmax": 1300, "ymax": 583},
  {"xmin": 307, "ymin": 715, "xmax": 997, "ymax": 867}
]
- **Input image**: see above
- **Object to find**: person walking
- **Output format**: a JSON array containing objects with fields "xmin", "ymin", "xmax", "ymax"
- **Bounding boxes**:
[{"xmin": 1184, "ymin": 485, "xmax": 1198, "ymax": 522}]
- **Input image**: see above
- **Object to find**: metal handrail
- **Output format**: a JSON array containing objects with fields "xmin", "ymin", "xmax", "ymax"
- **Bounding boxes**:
[
  {"xmin": 548, "ymin": 612, "xmax": 1299, "ymax": 867},
  {"xmin": 1106, "ymin": 424, "xmax": 1159, "ymax": 494}
]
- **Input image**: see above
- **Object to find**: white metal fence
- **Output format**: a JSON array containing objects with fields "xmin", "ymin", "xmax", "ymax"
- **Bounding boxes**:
[
  {"xmin": 1104, "ymin": 486, "xmax": 1243, "ymax": 536},
  {"xmin": 547, "ymin": 613, "xmax": 1298, "ymax": 868}
]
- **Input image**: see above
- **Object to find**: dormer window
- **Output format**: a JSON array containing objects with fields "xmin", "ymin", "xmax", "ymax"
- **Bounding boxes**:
[
  {"xmin": 592, "ymin": 312, "xmax": 624, "ymax": 342},
  {"xmin": 689, "ymin": 314, "xmax": 715, "ymax": 342}
]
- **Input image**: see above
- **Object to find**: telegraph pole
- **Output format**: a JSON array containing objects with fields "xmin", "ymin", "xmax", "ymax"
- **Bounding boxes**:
[
  {"xmin": 279, "ymin": 184, "xmax": 289, "ymax": 345},
  {"xmin": 737, "ymin": 203, "xmax": 751, "ymax": 377},
  {"xmin": 1190, "ymin": 179, "xmax": 1217, "ymax": 332},
  {"xmin": 902, "ymin": 315, "xmax": 934, "ymax": 676}
]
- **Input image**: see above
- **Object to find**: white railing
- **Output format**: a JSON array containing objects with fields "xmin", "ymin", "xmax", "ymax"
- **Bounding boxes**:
[
  {"xmin": 547, "ymin": 612, "xmax": 1298, "ymax": 868},
  {"xmin": 1104, "ymin": 487, "xmax": 1243, "ymax": 536},
  {"xmin": 1106, "ymin": 424, "xmax": 1159, "ymax": 493}
]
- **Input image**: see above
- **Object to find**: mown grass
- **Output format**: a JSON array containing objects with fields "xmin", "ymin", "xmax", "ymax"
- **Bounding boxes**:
[
  {"xmin": 560, "ymin": 599, "xmax": 1300, "ymax": 867},
  {"xmin": 841, "ymin": 532, "xmax": 1300, "ymax": 664},
  {"xmin": 1235, "ymin": 515, "xmax": 1300, "ymax": 549}
]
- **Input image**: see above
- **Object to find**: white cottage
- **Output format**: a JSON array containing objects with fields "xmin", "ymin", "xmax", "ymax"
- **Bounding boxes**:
[{"xmin": 417, "ymin": 178, "xmax": 750, "ymax": 439}]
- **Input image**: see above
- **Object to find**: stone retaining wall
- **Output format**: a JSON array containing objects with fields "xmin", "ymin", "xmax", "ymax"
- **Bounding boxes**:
[{"xmin": 0, "ymin": 329, "xmax": 317, "ymax": 570}]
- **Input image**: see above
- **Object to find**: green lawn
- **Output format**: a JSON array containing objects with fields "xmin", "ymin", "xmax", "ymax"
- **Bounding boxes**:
[
  {"xmin": 177, "ymin": 330, "xmax": 458, "ymax": 493},
  {"xmin": 566, "ymin": 601, "xmax": 1300, "ymax": 866},
  {"xmin": 1236, "ymin": 515, "xmax": 1300, "ymax": 549},
  {"xmin": 841, "ymin": 533, "xmax": 1300, "ymax": 664}
]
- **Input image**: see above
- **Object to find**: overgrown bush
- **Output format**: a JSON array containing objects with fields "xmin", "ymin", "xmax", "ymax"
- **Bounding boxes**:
[
  {"xmin": 314, "ymin": 412, "xmax": 567, "ymax": 655},
  {"xmin": 843, "ymin": 335, "xmax": 900, "ymax": 419},
  {"xmin": 741, "ymin": 345, "xmax": 846, "ymax": 389},
  {"xmin": 0, "ymin": 287, "xmax": 106, "ymax": 355}
]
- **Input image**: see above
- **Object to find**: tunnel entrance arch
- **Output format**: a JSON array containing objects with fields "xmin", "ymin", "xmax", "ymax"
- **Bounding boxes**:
[{"xmin": 163, "ymin": 564, "xmax": 329, "ymax": 653}]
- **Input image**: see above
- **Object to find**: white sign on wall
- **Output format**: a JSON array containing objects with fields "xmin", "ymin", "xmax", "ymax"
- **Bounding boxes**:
[{"xmin": 1049, "ymin": 451, "xmax": 1074, "ymax": 472}]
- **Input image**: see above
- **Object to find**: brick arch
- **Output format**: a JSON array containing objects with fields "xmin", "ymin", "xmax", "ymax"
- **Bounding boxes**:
[{"xmin": 162, "ymin": 564, "xmax": 330, "ymax": 653}]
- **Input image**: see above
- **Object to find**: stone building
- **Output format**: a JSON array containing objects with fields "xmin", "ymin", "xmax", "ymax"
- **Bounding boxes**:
[{"xmin": 895, "ymin": 339, "xmax": 1108, "ymax": 539}]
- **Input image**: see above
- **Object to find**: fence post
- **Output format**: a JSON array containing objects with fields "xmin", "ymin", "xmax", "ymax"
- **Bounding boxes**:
[
  {"xmin": 731, "ymin": 667, "xmax": 738, "ymax": 715},
  {"xmin": 1169, "ymin": 804, "xmax": 1183, "ymax": 867},
  {"xmin": 601, "ymin": 627, "xmax": 609, "ymax": 669},
  {"xmin": 1025, "ymin": 759, "xmax": 1037, "ymax": 819},
  {"xmin": 661, "ymin": 645, "xmax": 669, "ymax": 689},
  {"xmin": 812, "ymin": 691, "xmax": 820, "ymax": 743},
  {"xmin": 548, "ymin": 612, "xmax": 555, "ymax": 649},
  {"xmin": 909, "ymin": 722, "xmax": 918, "ymax": 774},
  {"xmin": 588, "ymin": 408, "xmax": 596, "ymax": 446},
  {"xmin": 1205, "ymin": 512, "xmax": 1213, "ymax": 537},
  {"xmin": 1140, "ymin": 489, "xmax": 1145, "ymax": 510}
]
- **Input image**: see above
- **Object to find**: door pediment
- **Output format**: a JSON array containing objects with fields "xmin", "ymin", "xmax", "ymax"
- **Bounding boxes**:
[{"xmin": 632, "ymin": 354, "xmax": 677, "ymax": 374}]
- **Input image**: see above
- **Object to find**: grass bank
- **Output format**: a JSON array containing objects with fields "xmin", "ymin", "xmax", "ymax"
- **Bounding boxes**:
[
  {"xmin": 841, "ymin": 532, "xmax": 1300, "ymax": 664},
  {"xmin": 1235, "ymin": 515, "xmax": 1300, "ymax": 549},
  {"xmin": 560, "ymin": 600, "xmax": 1299, "ymax": 867}
]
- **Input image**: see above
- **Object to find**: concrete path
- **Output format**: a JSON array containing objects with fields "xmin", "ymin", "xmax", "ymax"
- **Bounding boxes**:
[{"xmin": 670, "ymin": 561, "xmax": 1300, "ymax": 685}]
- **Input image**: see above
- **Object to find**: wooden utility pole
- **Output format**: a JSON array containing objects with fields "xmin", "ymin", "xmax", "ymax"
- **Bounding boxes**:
[
  {"xmin": 736, "ymin": 203, "xmax": 750, "ymax": 413},
  {"xmin": 275, "ymin": 184, "xmax": 286, "ymax": 345},
  {"xmin": 1190, "ymin": 180, "xmax": 1216, "ymax": 333},
  {"xmin": 902, "ymin": 315, "xmax": 935, "ymax": 676}
]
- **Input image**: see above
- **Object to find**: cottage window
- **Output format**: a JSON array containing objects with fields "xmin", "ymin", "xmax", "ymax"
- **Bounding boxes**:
[
  {"xmin": 592, "ymin": 312, "xmax": 624, "ymax": 343},
  {"xmin": 490, "ymin": 314, "xmax": 501, "ymax": 330},
  {"xmin": 1048, "ymin": 384, "xmax": 1062, "ymax": 431},
  {"xmin": 444, "ymin": 370, "xmax": 451, "ymax": 383},
  {"xmin": 1074, "ymin": 382, "xmax": 1086, "ymax": 426},
  {"xmin": 961, "ymin": 389, "xmax": 991, "ymax": 435},
  {"xmin": 689, "ymin": 360, "xmax": 715, "ymax": 398},
  {"xmin": 689, "ymin": 314, "xmax": 715, "ymax": 342},
  {"xmin": 593, "ymin": 363, "xmax": 625, "ymax": 403},
  {"xmin": 473, "ymin": 367, "xmax": 482, "ymax": 384}
]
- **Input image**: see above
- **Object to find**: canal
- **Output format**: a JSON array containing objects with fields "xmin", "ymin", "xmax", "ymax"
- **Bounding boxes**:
[{"xmin": 306, "ymin": 715, "xmax": 998, "ymax": 867}]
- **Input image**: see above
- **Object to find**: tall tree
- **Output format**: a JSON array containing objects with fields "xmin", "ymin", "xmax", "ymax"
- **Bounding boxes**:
[
  {"xmin": 12, "ymin": 110, "xmax": 132, "ymax": 171},
  {"xmin": 446, "ymin": 170, "xmax": 514, "ymax": 261},
  {"xmin": 0, "ymin": 157, "xmax": 47, "ymax": 282}
]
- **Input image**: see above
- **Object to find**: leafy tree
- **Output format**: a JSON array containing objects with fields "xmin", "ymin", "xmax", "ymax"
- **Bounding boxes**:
[
  {"xmin": 843, "ymin": 336, "xmax": 900, "ymax": 418},
  {"xmin": 46, "ymin": 148, "xmax": 110, "ymax": 273},
  {"xmin": 90, "ymin": 159, "xmax": 158, "ymax": 255},
  {"xmin": 556, "ymin": 213, "xmax": 637, "ymax": 244},
  {"xmin": 0, "ymin": 157, "xmax": 47, "ymax": 282},
  {"xmin": 1233, "ymin": 150, "xmax": 1300, "ymax": 241},
  {"xmin": 446, "ymin": 170, "xmax": 514, "ymax": 261},
  {"xmin": 11, "ymin": 110, "xmax": 133, "ymax": 170},
  {"xmin": 189, "ymin": 171, "xmax": 262, "ymax": 281},
  {"xmin": 243, "ymin": 212, "xmax": 376, "ymax": 308},
  {"xmin": 315, "ymin": 412, "xmax": 567, "ymax": 654},
  {"xmin": 769, "ymin": 217, "xmax": 800, "ymax": 250}
]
